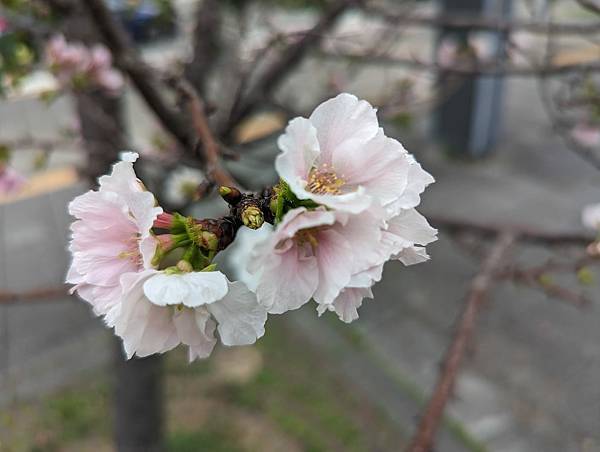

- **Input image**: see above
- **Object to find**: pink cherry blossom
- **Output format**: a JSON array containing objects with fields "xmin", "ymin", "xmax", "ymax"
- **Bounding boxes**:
[
  {"xmin": 113, "ymin": 269, "xmax": 267, "ymax": 361},
  {"xmin": 66, "ymin": 152, "xmax": 162, "ymax": 318},
  {"xmin": 275, "ymin": 93, "xmax": 433, "ymax": 214},
  {"xmin": 46, "ymin": 35, "xmax": 123, "ymax": 95},
  {"xmin": 248, "ymin": 201, "xmax": 436, "ymax": 320},
  {"xmin": 321, "ymin": 207, "xmax": 437, "ymax": 322},
  {"xmin": 0, "ymin": 165, "xmax": 26, "ymax": 195}
]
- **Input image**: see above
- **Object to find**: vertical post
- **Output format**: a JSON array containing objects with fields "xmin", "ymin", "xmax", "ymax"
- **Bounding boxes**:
[
  {"xmin": 114, "ymin": 342, "xmax": 165, "ymax": 452},
  {"xmin": 433, "ymin": 0, "xmax": 512, "ymax": 157}
]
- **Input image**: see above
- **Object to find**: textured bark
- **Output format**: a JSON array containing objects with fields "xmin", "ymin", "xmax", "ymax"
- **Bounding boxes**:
[{"xmin": 114, "ymin": 342, "xmax": 165, "ymax": 452}]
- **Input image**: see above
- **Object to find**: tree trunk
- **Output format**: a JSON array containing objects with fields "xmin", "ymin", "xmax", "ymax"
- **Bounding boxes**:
[
  {"xmin": 114, "ymin": 342, "xmax": 165, "ymax": 452},
  {"xmin": 57, "ymin": 4, "xmax": 166, "ymax": 451}
]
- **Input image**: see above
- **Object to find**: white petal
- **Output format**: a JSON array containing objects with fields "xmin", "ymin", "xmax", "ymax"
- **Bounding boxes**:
[
  {"xmin": 275, "ymin": 117, "xmax": 320, "ymax": 196},
  {"xmin": 332, "ymin": 287, "xmax": 373, "ymax": 323},
  {"xmin": 180, "ymin": 271, "xmax": 229, "ymax": 307},
  {"xmin": 386, "ymin": 208, "xmax": 438, "ymax": 246},
  {"xmin": 309, "ymin": 93, "xmax": 379, "ymax": 162},
  {"xmin": 173, "ymin": 307, "xmax": 217, "ymax": 361},
  {"xmin": 582, "ymin": 203, "xmax": 600, "ymax": 230},
  {"xmin": 395, "ymin": 246, "xmax": 430, "ymax": 265},
  {"xmin": 207, "ymin": 281, "xmax": 267, "ymax": 346},
  {"xmin": 143, "ymin": 273, "xmax": 190, "ymax": 306},
  {"xmin": 114, "ymin": 270, "xmax": 179, "ymax": 359},
  {"xmin": 313, "ymin": 229, "xmax": 354, "ymax": 305}
]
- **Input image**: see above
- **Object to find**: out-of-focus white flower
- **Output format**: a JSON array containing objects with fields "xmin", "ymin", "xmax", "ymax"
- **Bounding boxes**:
[
  {"xmin": 114, "ymin": 269, "xmax": 267, "ymax": 361},
  {"xmin": 276, "ymin": 93, "xmax": 433, "ymax": 215},
  {"xmin": 164, "ymin": 166, "xmax": 206, "ymax": 206},
  {"xmin": 66, "ymin": 152, "xmax": 162, "ymax": 318},
  {"xmin": 582, "ymin": 203, "xmax": 600, "ymax": 230},
  {"xmin": 571, "ymin": 123, "xmax": 600, "ymax": 148}
]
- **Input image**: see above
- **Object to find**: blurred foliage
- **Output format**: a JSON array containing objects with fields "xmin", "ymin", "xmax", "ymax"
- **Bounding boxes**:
[{"xmin": 0, "ymin": 31, "xmax": 36, "ymax": 96}]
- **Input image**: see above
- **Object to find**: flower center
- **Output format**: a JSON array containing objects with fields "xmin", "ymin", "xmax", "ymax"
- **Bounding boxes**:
[
  {"xmin": 307, "ymin": 164, "xmax": 344, "ymax": 195},
  {"xmin": 118, "ymin": 235, "xmax": 142, "ymax": 267}
]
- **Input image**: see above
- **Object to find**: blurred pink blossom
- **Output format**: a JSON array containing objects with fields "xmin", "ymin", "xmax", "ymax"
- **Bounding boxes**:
[
  {"xmin": 46, "ymin": 35, "xmax": 124, "ymax": 95},
  {"xmin": 0, "ymin": 165, "xmax": 26, "ymax": 195}
]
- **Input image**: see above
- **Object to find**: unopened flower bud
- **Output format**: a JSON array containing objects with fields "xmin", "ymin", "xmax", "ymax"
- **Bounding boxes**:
[
  {"xmin": 219, "ymin": 185, "xmax": 242, "ymax": 205},
  {"xmin": 241, "ymin": 205, "xmax": 264, "ymax": 229},
  {"xmin": 154, "ymin": 212, "xmax": 175, "ymax": 229}
]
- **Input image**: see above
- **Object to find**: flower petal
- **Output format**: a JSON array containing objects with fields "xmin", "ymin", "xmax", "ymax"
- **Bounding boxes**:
[
  {"xmin": 173, "ymin": 307, "xmax": 217, "ymax": 361},
  {"xmin": 308, "ymin": 93, "xmax": 379, "ymax": 163},
  {"xmin": 207, "ymin": 281, "xmax": 267, "ymax": 346}
]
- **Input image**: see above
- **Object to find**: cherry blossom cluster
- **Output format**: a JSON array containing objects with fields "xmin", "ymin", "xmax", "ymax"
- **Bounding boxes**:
[
  {"xmin": 248, "ymin": 93, "xmax": 437, "ymax": 322},
  {"xmin": 46, "ymin": 35, "xmax": 124, "ymax": 95},
  {"xmin": 66, "ymin": 93, "xmax": 436, "ymax": 361}
]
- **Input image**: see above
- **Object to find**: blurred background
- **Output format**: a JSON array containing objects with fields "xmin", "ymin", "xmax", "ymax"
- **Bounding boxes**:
[{"xmin": 1, "ymin": 0, "xmax": 600, "ymax": 451}]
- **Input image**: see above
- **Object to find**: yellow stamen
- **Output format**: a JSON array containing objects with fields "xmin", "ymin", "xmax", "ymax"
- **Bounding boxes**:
[{"xmin": 307, "ymin": 164, "xmax": 344, "ymax": 195}]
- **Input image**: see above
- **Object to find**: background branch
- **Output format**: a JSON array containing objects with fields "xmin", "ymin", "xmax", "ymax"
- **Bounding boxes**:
[{"xmin": 406, "ymin": 232, "xmax": 515, "ymax": 452}]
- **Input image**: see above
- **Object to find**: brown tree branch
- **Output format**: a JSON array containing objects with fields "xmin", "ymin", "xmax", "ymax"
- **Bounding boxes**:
[
  {"xmin": 431, "ymin": 215, "xmax": 594, "ymax": 246},
  {"xmin": 80, "ymin": 0, "xmax": 195, "ymax": 151},
  {"xmin": 0, "ymin": 286, "xmax": 69, "ymax": 304},
  {"xmin": 320, "ymin": 49, "xmax": 600, "ymax": 77},
  {"xmin": 168, "ymin": 77, "xmax": 238, "ymax": 187},
  {"xmin": 223, "ymin": 0, "xmax": 355, "ymax": 135},
  {"xmin": 406, "ymin": 232, "xmax": 516, "ymax": 452}
]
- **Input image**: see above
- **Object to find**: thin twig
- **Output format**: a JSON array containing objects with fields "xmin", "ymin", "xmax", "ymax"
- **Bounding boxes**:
[
  {"xmin": 320, "ymin": 49, "xmax": 600, "ymax": 77},
  {"xmin": 406, "ymin": 232, "xmax": 516, "ymax": 452},
  {"xmin": 0, "ymin": 286, "xmax": 69, "ymax": 304},
  {"xmin": 80, "ymin": 0, "xmax": 195, "ymax": 151},
  {"xmin": 224, "ymin": 0, "xmax": 354, "ymax": 135},
  {"xmin": 169, "ymin": 78, "xmax": 238, "ymax": 187},
  {"xmin": 431, "ymin": 215, "xmax": 594, "ymax": 246}
]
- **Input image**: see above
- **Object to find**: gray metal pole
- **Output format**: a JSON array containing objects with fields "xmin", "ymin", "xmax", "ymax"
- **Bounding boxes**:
[{"xmin": 433, "ymin": 0, "xmax": 512, "ymax": 157}]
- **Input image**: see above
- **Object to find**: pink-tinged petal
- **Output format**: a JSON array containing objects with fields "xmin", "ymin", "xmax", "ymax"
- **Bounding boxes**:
[
  {"xmin": 275, "ymin": 208, "xmax": 337, "ymax": 242},
  {"xmin": 387, "ymin": 161, "xmax": 435, "ymax": 212},
  {"xmin": 332, "ymin": 287, "xmax": 374, "ymax": 323},
  {"xmin": 140, "ymin": 235, "xmax": 159, "ymax": 269},
  {"xmin": 114, "ymin": 270, "xmax": 178, "ymax": 359},
  {"xmin": 173, "ymin": 307, "xmax": 217, "ymax": 361},
  {"xmin": 386, "ymin": 208, "xmax": 438, "ymax": 246},
  {"xmin": 395, "ymin": 246, "xmax": 430, "ymax": 266},
  {"xmin": 98, "ymin": 152, "xmax": 162, "ymax": 237},
  {"xmin": 256, "ymin": 245, "xmax": 319, "ymax": 313},
  {"xmin": 275, "ymin": 117, "xmax": 320, "ymax": 196},
  {"xmin": 207, "ymin": 281, "xmax": 267, "ymax": 346},
  {"xmin": 333, "ymin": 211, "xmax": 384, "ymax": 274},
  {"xmin": 313, "ymin": 229, "xmax": 354, "ymax": 305},
  {"xmin": 332, "ymin": 130, "xmax": 412, "ymax": 206},
  {"xmin": 308, "ymin": 93, "xmax": 379, "ymax": 163}
]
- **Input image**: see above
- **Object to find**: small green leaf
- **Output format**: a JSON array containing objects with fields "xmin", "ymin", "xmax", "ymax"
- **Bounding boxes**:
[{"xmin": 577, "ymin": 267, "xmax": 595, "ymax": 286}]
